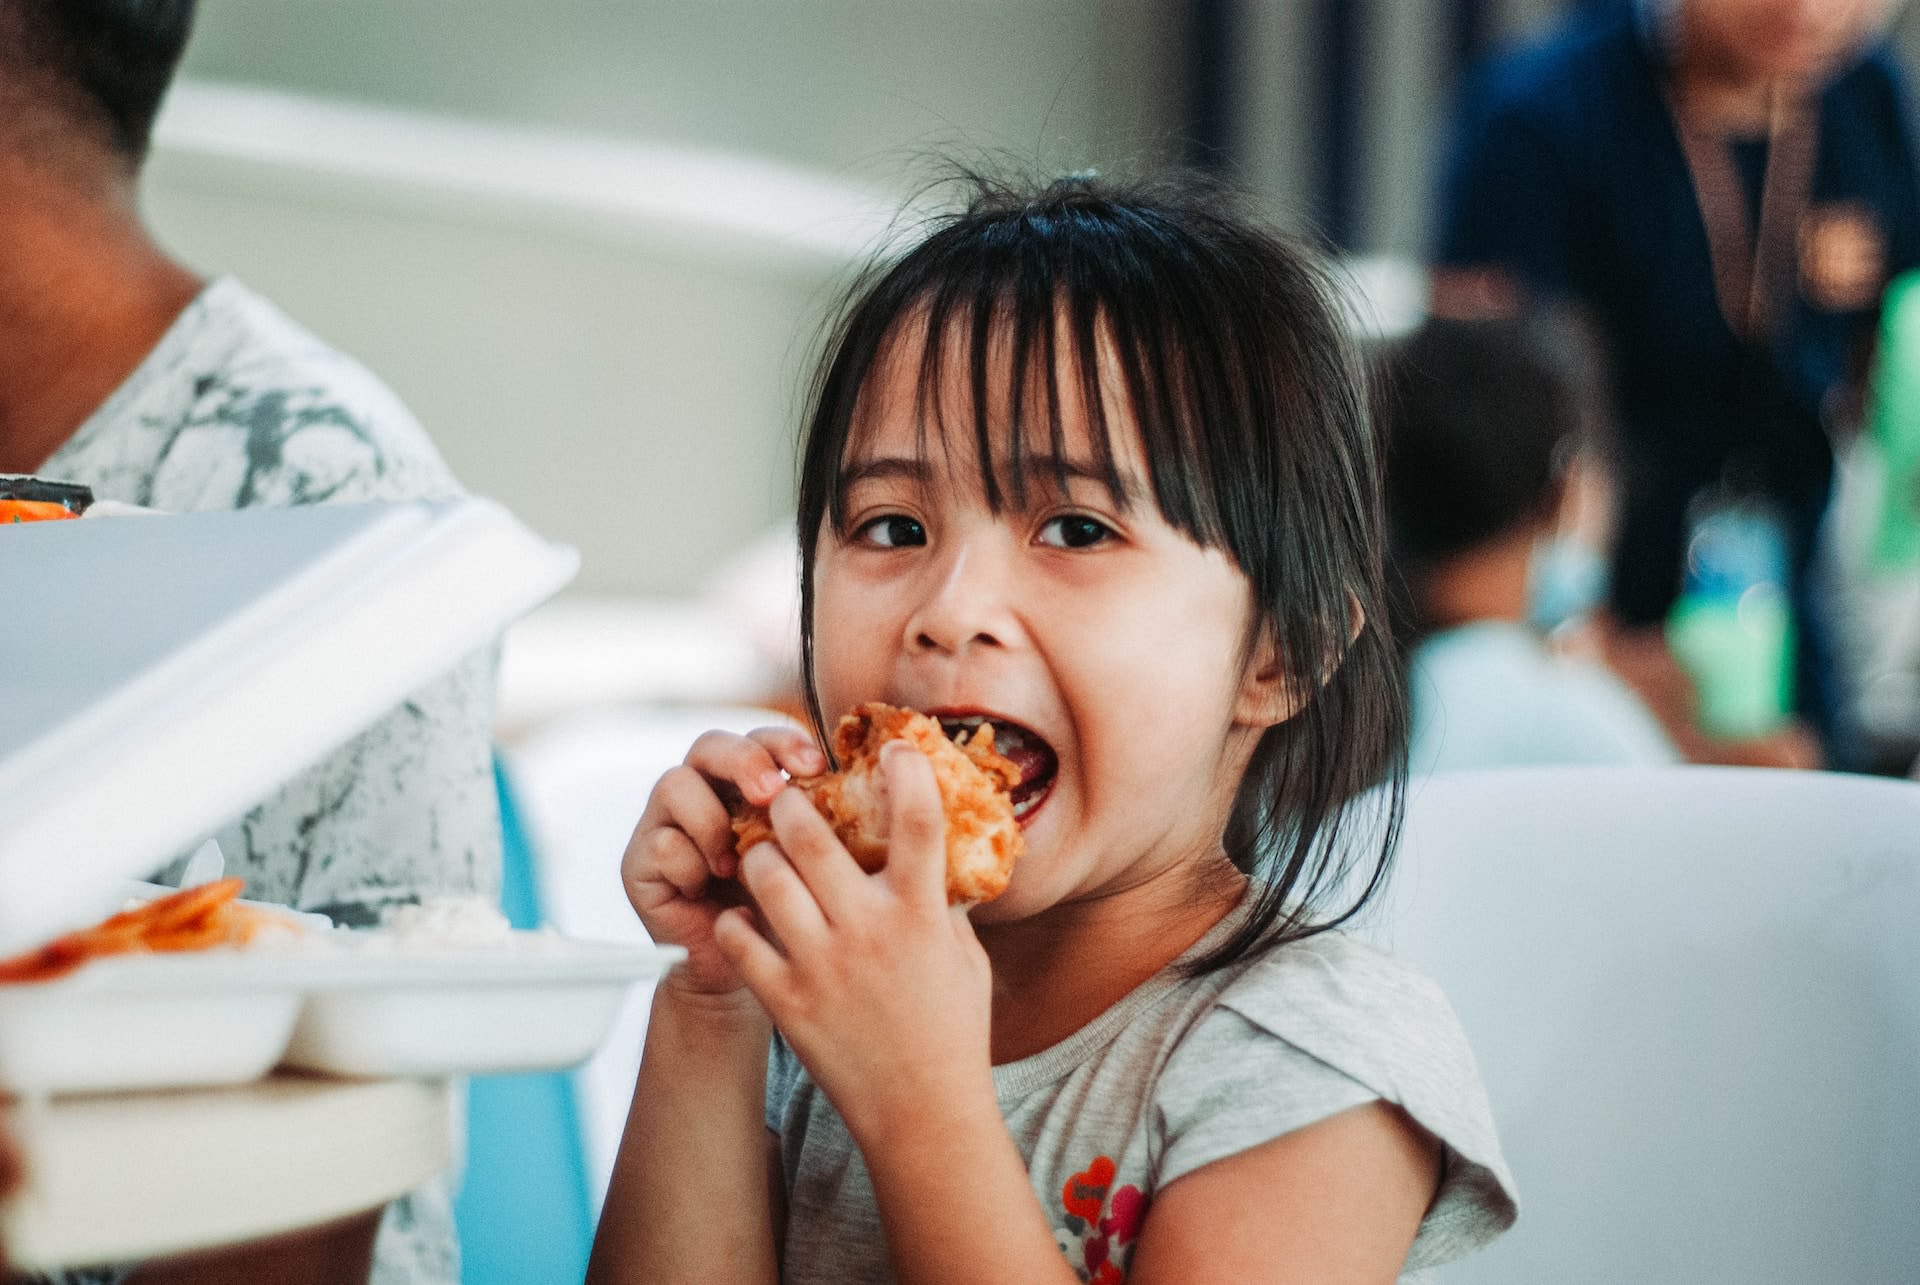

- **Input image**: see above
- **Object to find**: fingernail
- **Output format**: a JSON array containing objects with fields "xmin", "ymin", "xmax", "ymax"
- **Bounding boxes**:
[{"xmin": 758, "ymin": 770, "xmax": 786, "ymax": 797}]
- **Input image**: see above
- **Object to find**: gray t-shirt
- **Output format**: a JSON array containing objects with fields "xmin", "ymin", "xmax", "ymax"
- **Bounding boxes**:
[
  {"xmin": 768, "ymin": 922, "xmax": 1517, "ymax": 1283},
  {"xmin": 37, "ymin": 278, "xmax": 497, "ymax": 1285}
]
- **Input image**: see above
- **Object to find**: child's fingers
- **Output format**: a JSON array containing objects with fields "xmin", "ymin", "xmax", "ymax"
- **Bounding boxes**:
[
  {"xmin": 685, "ymin": 727, "xmax": 824, "ymax": 810},
  {"xmin": 640, "ymin": 764, "xmax": 738, "ymax": 877},
  {"xmin": 684, "ymin": 730, "xmax": 786, "ymax": 809},
  {"xmin": 736, "ymin": 840, "xmax": 829, "ymax": 951},
  {"xmin": 744, "ymin": 726, "xmax": 829, "ymax": 780},
  {"xmin": 624, "ymin": 820, "xmax": 718, "ymax": 908},
  {"xmin": 712, "ymin": 905, "xmax": 791, "ymax": 1004},
  {"xmin": 878, "ymin": 741, "xmax": 948, "ymax": 906},
  {"xmin": 767, "ymin": 787, "xmax": 870, "ymax": 918}
]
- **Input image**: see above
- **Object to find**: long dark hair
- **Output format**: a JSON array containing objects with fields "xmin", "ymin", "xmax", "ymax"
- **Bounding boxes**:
[{"xmin": 794, "ymin": 171, "xmax": 1405, "ymax": 971}]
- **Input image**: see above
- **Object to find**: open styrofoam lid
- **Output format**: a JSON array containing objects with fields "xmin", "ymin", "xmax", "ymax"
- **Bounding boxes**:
[{"xmin": 0, "ymin": 499, "xmax": 577, "ymax": 954}]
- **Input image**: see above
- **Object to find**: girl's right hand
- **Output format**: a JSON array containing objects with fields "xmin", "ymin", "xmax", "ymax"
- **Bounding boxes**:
[{"xmin": 620, "ymin": 726, "xmax": 826, "ymax": 1001}]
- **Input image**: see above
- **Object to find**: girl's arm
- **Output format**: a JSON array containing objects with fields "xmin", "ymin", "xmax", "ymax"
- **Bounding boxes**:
[
  {"xmin": 858, "ymin": 1090, "xmax": 1078, "ymax": 1284},
  {"xmin": 586, "ymin": 988, "xmax": 778, "ymax": 1284},
  {"xmin": 1126, "ymin": 1101, "xmax": 1441, "ymax": 1283},
  {"xmin": 820, "ymin": 1057, "xmax": 1437, "ymax": 1285},
  {"xmin": 587, "ymin": 726, "xmax": 825, "ymax": 1285}
]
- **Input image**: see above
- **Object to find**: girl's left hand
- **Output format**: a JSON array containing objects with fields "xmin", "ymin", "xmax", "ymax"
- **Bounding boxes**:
[{"xmin": 714, "ymin": 739, "xmax": 995, "ymax": 1145}]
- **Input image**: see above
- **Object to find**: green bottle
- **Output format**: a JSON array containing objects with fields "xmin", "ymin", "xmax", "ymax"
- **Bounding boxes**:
[
  {"xmin": 1665, "ymin": 490, "xmax": 1795, "ymax": 739},
  {"xmin": 1868, "ymin": 270, "xmax": 1920, "ymax": 572}
]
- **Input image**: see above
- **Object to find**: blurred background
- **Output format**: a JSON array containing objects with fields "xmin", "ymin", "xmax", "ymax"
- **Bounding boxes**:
[{"xmin": 146, "ymin": 0, "xmax": 1920, "ymax": 603}]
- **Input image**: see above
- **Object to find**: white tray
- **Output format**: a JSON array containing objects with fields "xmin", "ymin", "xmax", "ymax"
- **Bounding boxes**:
[
  {"xmin": 282, "ymin": 938, "xmax": 679, "ymax": 1077},
  {"xmin": 0, "ymin": 951, "xmax": 303, "ymax": 1095},
  {"xmin": 3, "ymin": 1075, "xmax": 454, "ymax": 1271},
  {"xmin": 0, "ymin": 934, "xmax": 682, "ymax": 1095}
]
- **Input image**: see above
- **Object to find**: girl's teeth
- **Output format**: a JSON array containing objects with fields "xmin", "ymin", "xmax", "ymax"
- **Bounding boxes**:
[{"xmin": 935, "ymin": 715, "xmax": 1055, "ymax": 819}]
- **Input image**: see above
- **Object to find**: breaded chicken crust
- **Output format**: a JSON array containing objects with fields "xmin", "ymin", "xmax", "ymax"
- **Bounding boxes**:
[{"xmin": 731, "ymin": 703, "xmax": 1023, "ymax": 904}]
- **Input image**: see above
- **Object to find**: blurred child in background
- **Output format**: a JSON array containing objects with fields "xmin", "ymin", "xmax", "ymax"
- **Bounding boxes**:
[
  {"xmin": 1381, "ymin": 310, "xmax": 1824, "ymax": 771},
  {"xmin": 1380, "ymin": 313, "xmax": 1682, "ymax": 772}
]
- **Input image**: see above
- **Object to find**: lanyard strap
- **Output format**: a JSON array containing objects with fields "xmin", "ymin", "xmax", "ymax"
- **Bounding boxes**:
[{"xmin": 1669, "ymin": 88, "xmax": 1820, "ymax": 341}]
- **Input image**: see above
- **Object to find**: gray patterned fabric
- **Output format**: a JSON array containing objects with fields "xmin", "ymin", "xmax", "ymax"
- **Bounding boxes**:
[{"xmin": 34, "ymin": 277, "xmax": 500, "ymax": 1285}]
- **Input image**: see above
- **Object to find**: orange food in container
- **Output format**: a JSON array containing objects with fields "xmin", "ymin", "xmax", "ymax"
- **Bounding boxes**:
[{"xmin": 0, "ymin": 475, "xmax": 93, "ymax": 524}]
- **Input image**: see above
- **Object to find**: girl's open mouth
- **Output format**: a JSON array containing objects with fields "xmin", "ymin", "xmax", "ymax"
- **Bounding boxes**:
[{"xmin": 938, "ymin": 714, "xmax": 1058, "ymax": 823}]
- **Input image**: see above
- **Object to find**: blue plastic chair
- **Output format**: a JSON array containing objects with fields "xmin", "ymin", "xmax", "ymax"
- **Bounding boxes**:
[{"xmin": 455, "ymin": 756, "xmax": 594, "ymax": 1283}]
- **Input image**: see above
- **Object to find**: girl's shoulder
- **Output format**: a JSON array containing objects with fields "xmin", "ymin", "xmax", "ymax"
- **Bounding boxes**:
[
  {"xmin": 1155, "ymin": 931, "xmax": 1518, "ymax": 1270},
  {"xmin": 1197, "ymin": 930, "xmax": 1479, "ymax": 1094}
]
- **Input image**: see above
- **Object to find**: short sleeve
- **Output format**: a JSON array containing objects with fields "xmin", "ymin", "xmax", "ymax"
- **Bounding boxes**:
[
  {"xmin": 1153, "ymin": 1008, "xmax": 1377, "ymax": 1186},
  {"xmin": 1543, "ymin": 666, "xmax": 1683, "ymax": 766},
  {"xmin": 157, "ymin": 362, "xmax": 460, "ymax": 512},
  {"xmin": 39, "ymin": 278, "xmax": 485, "ymax": 1285},
  {"xmin": 128, "ymin": 284, "xmax": 502, "ymax": 922},
  {"xmin": 1156, "ymin": 936, "xmax": 1519, "ymax": 1272}
]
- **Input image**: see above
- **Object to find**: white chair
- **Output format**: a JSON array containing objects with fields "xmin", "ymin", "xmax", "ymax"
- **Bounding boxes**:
[{"xmin": 1359, "ymin": 766, "xmax": 1920, "ymax": 1284}]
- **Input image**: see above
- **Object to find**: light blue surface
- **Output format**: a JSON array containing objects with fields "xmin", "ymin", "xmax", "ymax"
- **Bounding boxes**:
[{"xmin": 456, "ymin": 757, "xmax": 593, "ymax": 1283}]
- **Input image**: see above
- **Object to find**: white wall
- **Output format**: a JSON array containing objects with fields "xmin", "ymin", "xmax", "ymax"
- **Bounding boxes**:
[
  {"xmin": 147, "ymin": 2, "xmax": 1179, "ymax": 597},
  {"xmin": 143, "ymin": 0, "xmax": 1920, "ymax": 595},
  {"xmin": 178, "ymin": 0, "xmax": 1177, "ymax": 184},
  {"xmin": 144, "ymin": 99, "xmax": 852, "ymax": 597}
]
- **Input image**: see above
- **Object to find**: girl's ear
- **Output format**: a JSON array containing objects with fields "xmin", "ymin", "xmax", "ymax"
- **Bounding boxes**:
[
  {"xmin": 1234, "ymin": 596, "xmax": 1368, "ymax": 729},
  {"xmin": 1233, "ymin": 660, "xmax": 1301, "ymax": 730},
  {"xmin": 1233, "ymin": 630, "xmax": 1304, "ymax": 730}
]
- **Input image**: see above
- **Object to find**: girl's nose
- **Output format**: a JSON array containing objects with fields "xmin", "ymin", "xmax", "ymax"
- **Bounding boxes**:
[{"xmin": 906, "ymin": 543, "xmax": 1012, "ymax": 656}]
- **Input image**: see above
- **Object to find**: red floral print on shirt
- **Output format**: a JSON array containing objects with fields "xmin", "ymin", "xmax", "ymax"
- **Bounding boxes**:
[{"xmin": 1054, "ymin": 1155, "xmax": 1147, "ymax": 1283}]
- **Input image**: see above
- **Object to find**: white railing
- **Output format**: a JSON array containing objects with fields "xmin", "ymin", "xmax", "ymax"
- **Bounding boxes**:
[{"xmin": 153, "ymin": 80, "xmax": 899, "ymax": 271}]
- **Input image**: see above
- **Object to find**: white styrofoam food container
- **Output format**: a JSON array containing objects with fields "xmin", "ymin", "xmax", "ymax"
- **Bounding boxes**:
[
  {"xmin": 0, "ymin": 951, "xmax": 304, "ymax": 1095},
  {"xmin": 282, "ymin": 938, "xmax": 680, "ymax": 1078},
  {"xmin": 0, "ymin": 499, "xmax": 579, "ymax": 954},
  {"xmin": 0, "ymin": 936, "xmax": 682, "ymax": 1096},
  {"xmin": 0, "ymin": 498, "xmax": 687, "ymax": 1094}
]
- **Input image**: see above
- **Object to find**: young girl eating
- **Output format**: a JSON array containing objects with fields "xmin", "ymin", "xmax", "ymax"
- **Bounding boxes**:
[{"xmin": 590, "ymin": 173, "xmax": 1517, "ymax": 1283}]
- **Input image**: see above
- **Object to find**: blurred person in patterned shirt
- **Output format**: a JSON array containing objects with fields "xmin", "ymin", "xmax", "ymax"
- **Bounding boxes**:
[{"xmin": 0, "ymin": 2, "xmax": 499, "ymax": 1281}]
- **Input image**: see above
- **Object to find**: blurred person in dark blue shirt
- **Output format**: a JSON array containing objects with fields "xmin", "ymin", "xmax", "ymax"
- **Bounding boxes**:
[{"xmin": 1432, "ymin": 0, "xmax": 1919, "ymax": 764}]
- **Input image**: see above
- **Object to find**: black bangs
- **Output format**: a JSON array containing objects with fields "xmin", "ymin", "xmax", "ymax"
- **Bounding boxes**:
[
  {"xmin": 795, "ymin": 171, "xmax": 1407, "ymax": 974},
  {"xmin": 811, "ymin": 179, "xmax": 1272, "ymax": 551}
]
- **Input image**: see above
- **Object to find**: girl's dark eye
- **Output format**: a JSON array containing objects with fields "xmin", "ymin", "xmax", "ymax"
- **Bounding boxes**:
[
  {"xmin": 854, "ymin": 514, "xmax": 926, "ymax": 548},
  {"xmin": 1038, "ymin": 514, "xmax": 1114, "ymax": 549}
]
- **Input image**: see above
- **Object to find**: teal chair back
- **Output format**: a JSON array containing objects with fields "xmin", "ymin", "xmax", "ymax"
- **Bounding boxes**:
[{"xmin": 456, "ymin": 756, "xmax": 594, "ymax": 1283}]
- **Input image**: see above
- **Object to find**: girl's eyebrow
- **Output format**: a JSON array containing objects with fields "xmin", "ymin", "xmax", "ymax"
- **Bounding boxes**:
[
  {"xmin": 838, "ymin": 453, "xmax": 1146, "ymax": 504},
  {"xmin": 837, "ymin": 456, "xmax": 929, "ymax": 489}
]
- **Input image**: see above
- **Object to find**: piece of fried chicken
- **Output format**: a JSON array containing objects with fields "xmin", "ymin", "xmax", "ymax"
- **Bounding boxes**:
[{"xmin": 731, "ymin": 703, "xmax": 1023, "ymax": 904}]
